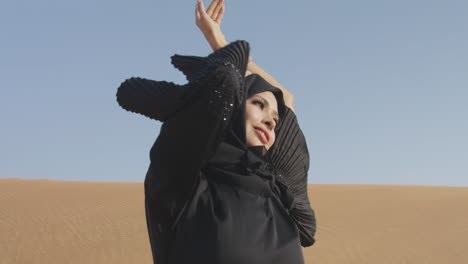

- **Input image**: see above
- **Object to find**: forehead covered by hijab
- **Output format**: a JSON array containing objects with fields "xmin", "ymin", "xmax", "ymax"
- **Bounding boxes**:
[{"xmin": 245, "ymin": 74, "xmax": 286, "ymax": 120}]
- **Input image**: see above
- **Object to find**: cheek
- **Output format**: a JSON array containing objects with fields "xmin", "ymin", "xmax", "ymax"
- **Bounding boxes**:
[
  {"xmin": 245, "ymin": 104, "xmax": 261, "ymax": 123},
  {"xmin": 245, "ymin": 105, "xmax": 253, "ymax": 121},
  {"xmin": 245, "ymin": 123, "xmax": 260, "ymax": 147},
  {"xmin": 265, "ymin": 132, "xmax": 276, "ymax": 150},
  {"xmin": 245, "ymin": 105, "xmax": 261, "ymax": 146}
]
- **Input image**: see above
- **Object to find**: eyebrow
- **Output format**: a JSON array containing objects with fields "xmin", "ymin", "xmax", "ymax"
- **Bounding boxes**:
[{"xmin": 255, "ymin": 95, "xmax": 280, "ymax": 121}]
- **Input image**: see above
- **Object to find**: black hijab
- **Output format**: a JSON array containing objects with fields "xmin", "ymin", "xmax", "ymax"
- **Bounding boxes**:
[
  {"xmin": 206, "ymin": 73, "xmax": 287, "ymax": 178},
  {"xmin": 204, "ymin": 72, "xmax": 294, "ymax": 210},
  {"xmin": 224, "ymin": 73, "xmax": 287, "ymax": 158}
]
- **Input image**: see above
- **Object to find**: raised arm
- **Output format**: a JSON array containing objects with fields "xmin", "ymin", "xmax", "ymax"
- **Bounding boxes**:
[{"xmin": 195, "ymin": 0, "xmax": 295, "ymax": 112}]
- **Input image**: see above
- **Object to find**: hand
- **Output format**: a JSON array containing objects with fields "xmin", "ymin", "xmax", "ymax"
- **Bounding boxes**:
[
  {"xmin": 205, "ymin": 0, "xmax": 224, "ymax": 26},
  {"xmin": 195, "ymin": 0, "xmax": 227, "ymax": 50}
]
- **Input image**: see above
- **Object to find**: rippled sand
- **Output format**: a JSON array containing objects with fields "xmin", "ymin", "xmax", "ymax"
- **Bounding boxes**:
[{"xmin": 1, "ymin": 179, "xmax": 467, "ymax": 263}]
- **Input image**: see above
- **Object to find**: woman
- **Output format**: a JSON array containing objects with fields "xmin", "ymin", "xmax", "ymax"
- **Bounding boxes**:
[{"xmin": 116, "ymin": 1, "xmax": 316, "ymax": 263}]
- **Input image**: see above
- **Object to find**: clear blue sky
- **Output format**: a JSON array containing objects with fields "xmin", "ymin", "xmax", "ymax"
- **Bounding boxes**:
[{"xmin": 1, "ymin": 0, "xmax": 467, "ymax": 186}]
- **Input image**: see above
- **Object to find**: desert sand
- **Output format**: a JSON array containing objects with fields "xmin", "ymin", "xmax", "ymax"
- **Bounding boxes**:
[{"xmin": 1, "ymin": 178, "xmax": 467, "ymax": 264}]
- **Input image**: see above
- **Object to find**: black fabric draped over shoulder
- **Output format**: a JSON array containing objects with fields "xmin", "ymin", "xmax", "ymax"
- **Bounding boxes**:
[{"xmin": 116, "ymin": 40, "xmax": 316, "ymax": 264}]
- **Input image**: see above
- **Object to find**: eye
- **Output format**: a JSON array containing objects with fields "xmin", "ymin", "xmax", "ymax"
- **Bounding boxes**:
[{"xmin": 253, "ymin": 100, "xmax": 264, "ymax": 109}]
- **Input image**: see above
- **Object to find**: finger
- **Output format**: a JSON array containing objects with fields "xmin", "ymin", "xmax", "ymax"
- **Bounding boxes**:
[
  {"xmin": 195, "ymin": 0, "xmax": 202, "ymax": 20},
  {"xmin": 206, "ymin": 0, "xmax": 218, "ymax": 17},
  {"xmin": 197, "ymin": 0, "xmax": 206, "ymax": 15},
  {"xmin": 195, "ymin": 8, "xmax": 201, "ymax": 21},
  {"xmin": 213, "ymin": 1, "xmax": 223, "ymax": 20},
  {"xmin": 213, "ymin": 1, "xmax": 222, "ymax": 15},
  {"xmin": 214, "ymin": 5, "xmax": 224, "ymax": 24},
  {"xmin": 197, "ymin": 0, "xmax": 209, "ymax": 19},
  {"xmin": 213, "ymin": 0, "xmax": 224, "ymax": 22}
]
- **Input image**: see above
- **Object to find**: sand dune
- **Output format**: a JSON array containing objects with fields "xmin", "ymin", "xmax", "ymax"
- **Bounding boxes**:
[{"xmin": 1, "ymin": 179, "xmax": 467, "ymax": 263}]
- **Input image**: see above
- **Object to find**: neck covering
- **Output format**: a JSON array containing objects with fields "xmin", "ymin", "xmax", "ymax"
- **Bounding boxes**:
[{"xmin": 204, "ymin": 73, "xmax": 294, "ymax": 211}]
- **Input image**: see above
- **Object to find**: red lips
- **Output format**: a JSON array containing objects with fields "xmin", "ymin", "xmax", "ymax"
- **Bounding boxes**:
[{"xmin": 254, "ymin": 126, "xmax": 270, "ymax": 144}]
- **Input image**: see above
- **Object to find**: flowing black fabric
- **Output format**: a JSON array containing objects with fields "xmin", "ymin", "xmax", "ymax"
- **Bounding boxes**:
[{"xmin": 116, "ymin": 40, "xmax": 316, "ymax": 264}]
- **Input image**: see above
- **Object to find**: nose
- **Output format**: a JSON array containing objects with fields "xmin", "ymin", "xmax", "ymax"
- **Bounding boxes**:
[{"xmin": 262, "ymin": 115, "xmax": 275, "ymax": 131}]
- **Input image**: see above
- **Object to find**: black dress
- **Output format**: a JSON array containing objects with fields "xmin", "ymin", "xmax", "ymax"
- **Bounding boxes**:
[{"xmin": 116, "ymin": 41, "xmax": 316, "ymax": 264}]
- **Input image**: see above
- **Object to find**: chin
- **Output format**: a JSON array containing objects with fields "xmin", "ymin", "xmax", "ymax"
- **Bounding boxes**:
[
  {"xmin": 246, "ymin": 129, "xmax": 270, "ymax": 149},
  {"xmin": 246, "ymin": 138, "xmax": 264, "ymax": 148}
]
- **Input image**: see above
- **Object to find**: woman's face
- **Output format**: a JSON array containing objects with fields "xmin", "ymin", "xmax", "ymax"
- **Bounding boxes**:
[{"xmin": 245, "ymin": 91, "xmax": 280, "ymax": 150}]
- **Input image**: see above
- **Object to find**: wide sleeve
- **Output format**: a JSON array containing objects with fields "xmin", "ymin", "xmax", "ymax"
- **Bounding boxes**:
[
  {"xmin": 116, "ymin": 40, "xmax": 249, "ymax": 122},
  {"xmin": 143, "ymin": 41, "xmax": 250, "ymax": 205},
  {"xmin": 269, "ymin": 107, "xmax": 317, "ymax": 247},
  {"xmin": 116, "ymin": 77, "xmax": 188, "ymax": 122}
]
